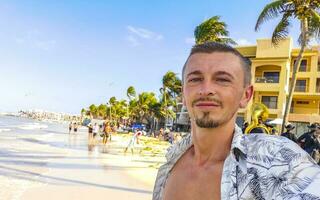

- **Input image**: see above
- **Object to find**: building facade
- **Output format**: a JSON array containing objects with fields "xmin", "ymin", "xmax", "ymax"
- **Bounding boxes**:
[{"xmin": 236, "ymin": 38, "xmax": 320, "ymax": 134}]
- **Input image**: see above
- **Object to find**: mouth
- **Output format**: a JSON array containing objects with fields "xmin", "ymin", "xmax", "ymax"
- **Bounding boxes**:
[{"xmin": 195, "ymin": 102, "xmax": 220, "ymax": 108}]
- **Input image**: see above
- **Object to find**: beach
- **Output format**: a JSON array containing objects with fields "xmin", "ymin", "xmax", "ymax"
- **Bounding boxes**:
[{"xmin": 0, "ymin": 115, "xmax": 167, "ymax": 200}]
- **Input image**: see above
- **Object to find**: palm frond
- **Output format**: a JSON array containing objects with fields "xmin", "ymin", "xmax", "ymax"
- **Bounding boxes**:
[
  {"xmin": 195, "ymin": 15, "xmax": 233, "ymax": 44},
  {"xmin": 271, "ymin": 13, "xmax": 291, "ymax": 45},
  {"xmin": 308, "ymin": 9, "xmax": 320, "ymax": 39},
  {"xmin": 255, "ymin": 0, "xmax": 286, "ymax": 31},
  {"xmin": 216, "ymin": 37, "xmax": 237, "ymax": 45}
]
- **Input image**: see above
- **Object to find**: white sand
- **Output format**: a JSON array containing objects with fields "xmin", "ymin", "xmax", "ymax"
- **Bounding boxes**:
[{"xmin": 0, "ymin": 123, "xmax": 167, "ymax": 200}]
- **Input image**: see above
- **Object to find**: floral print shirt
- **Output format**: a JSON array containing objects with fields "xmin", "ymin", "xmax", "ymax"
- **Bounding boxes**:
[{"xmin": 153, "ymin": 125, "xmax": 320, "ymax": 200}]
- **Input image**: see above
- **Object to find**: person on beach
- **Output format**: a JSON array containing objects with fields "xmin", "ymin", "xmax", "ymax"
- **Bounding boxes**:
[
  {"xmin": 103, "ymin": 122, "xmax": 112, "ymax": 144},
  {"xmin": 73, "ymin": 122, "xmax": 78, "ymax": 133},
  {"xmin": 124, "ymin": 128, "xmax": 142, "ymax": 155},
  {"xmin": 92, "ymin": 123, "xmax": 99, "ymax": 138},
  {"xmin": 153, "ymin": 42, "xmax": 320, "ymax": 200},
  {"xmin": 281, "ymin": 123, "xmax": 297, "ymax": 143},
  {"xmin": 68, "ymin": 122, "xmax": 72, "ymax": 134},
  {"xmin": 88, "ymin": 123, "xmax": 93, "ymax": 139}
]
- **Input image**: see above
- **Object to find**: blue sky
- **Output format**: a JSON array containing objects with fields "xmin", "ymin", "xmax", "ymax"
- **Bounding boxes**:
[{"xmin": 0, "ymin": 0, "xmax": 303, "ymax": 114}]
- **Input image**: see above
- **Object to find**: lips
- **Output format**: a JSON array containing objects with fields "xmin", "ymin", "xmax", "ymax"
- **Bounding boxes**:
[{"xmin": 195, "ymin": 102, "xmax": 220, "ymax": 107}]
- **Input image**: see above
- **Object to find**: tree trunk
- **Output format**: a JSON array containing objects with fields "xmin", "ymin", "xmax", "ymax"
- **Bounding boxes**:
[{"xmin": 280, "ymin": 19, "xmax": 308, "ymax": 134}]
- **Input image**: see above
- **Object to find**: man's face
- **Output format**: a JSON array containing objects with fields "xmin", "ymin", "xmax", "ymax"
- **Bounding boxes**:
[{"xmin": 183, "ymin": 52, "xmax": 253, "ymax": 128}]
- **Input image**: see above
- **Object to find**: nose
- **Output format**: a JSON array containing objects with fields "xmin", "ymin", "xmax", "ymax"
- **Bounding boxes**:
[{"xmin": 198, "ymin": 80, "xmax": 216, "ymax": 96}]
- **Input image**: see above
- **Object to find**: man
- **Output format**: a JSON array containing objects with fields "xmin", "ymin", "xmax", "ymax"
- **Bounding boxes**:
[
  {"xmin": 298, "ymin": 123, "xmax": 320, "ymax": 159},
  {"xmin": 153, "ymin": 42, "xmax": 320, "ymax": 200},
  {"xmin": 103, "ymin": 122, "xmax": 112, "ymax": 144},
  {"xmin": 281, "ymin": 123, "xmax": 297, "ymax": 143},
  {"xmin": 124, "ymin": 128, "xmax": 142, "ymax": 155}
]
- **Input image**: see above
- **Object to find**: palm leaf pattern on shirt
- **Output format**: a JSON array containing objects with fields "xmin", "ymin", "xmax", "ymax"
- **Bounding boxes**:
[
  {"xmin": 247, "ymin": 167, "xmax": 266, "ymax": 200},
  {"xmin": 278, "ymin": 148, "xmax": 301, "ymax": 162},
  {"xmin": 152, "ymin": 125, "xmax": 320, "ymax": 200},
  {"xmin": 279, "ymin": 177, "xmax": 314, "ymax": 199}
]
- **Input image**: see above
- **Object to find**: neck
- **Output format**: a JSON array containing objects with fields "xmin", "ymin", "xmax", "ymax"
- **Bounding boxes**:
[{"xmin": 191, "ymin": 119, "xmax": 235, "ymax": 166}]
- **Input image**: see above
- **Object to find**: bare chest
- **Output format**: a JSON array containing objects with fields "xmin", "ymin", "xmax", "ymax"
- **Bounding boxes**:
[{"xmin": 162, "ymin": 161, "xmax": 224, "ymax": 200}]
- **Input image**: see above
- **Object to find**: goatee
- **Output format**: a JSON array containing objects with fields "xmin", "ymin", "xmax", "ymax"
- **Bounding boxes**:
[{"xmin": 195, "ymin": 112, "xmax": 220, "ymax": 128}]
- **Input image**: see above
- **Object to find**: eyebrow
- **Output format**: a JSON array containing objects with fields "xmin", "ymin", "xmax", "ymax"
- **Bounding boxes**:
[
  {"xmin": 186, "ymin": 70, "xmax": 202, "ymax": 79},
  {"xmin": 214, "ymin": 71, "xmax": 235, "ymax": 80},
  {"xmin": 186, "ymin": 70, "xmax": 235, "ymax": 80}
]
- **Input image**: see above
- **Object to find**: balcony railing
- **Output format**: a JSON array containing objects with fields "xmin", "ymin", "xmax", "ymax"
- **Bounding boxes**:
[
  {"xmin": 294, "ymin": 85, "xmax": 307, "ymax": 92},
  {"xmin": 261, "ymin": 101, "xmax": 278, "ymax": 109},
  {"xmin": 290, "ymin": 107, "xmax": 320, "ymax": 114},
  {"xmin": 255, "ymin": 76, "xmax": 279, "ymax": 83}
]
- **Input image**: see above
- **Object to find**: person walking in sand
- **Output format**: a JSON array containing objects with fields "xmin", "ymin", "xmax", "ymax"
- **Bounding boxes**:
[
  {"xmin": 124, "ymin": 129, "xmax": 142, "ymax": 155},
  {"xmin": 88, "ymin": 123, "xmax": 93, "ymax": 140},
  {"xmin": 103, "ymin": 122, "xmax": 112, "ymax": 144},
  {"xmin": 68, "ymin": 122, "xmax": 72, "ymax": 134},
  {"xmin": 92, "ymin": 123, "xmax": 99, "ymax": 138},
  {"xmin": 73, "ymin": 122, "xmax": 78, "ymax": 134}
]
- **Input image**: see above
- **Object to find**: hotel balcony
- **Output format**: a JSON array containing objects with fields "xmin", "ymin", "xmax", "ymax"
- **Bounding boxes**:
[
  {"xmin": 288, "ymin": 113, "xmax": 320, "ymax": 123},
  {"xmin": 254, "ymin": 76, "xmax": 280, "ymax": 91},
  {"xmin": 255, "ymin": 76, "xmax": 279, "ymax": 83}
]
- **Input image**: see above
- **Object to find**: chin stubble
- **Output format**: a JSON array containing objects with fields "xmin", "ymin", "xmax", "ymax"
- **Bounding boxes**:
[{"xmin": 195, "ymin": 112, "xmax": 220, "ymax": 128}]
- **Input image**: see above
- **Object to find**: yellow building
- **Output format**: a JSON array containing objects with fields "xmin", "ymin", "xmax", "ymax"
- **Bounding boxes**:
[{"xmin": 236, "ymin": 38, "xmax": 320, "ymax": 134}]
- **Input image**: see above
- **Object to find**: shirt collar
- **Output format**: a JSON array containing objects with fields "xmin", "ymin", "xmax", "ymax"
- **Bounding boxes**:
[
  {"xmin": 166, "ymin": 124, "xmax": 247, "ymax": 162},
  {"xmin": 231, "ymin": 124, "xmax": 247, "ymax": 158}
]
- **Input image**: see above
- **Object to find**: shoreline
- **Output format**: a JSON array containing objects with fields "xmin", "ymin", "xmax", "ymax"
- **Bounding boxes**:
[{"xmin": 0, "ymin": 115, "xmax": 168, "ymax": 199}]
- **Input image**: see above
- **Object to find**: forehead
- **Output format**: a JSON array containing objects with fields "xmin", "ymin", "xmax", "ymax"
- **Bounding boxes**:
[{"xmin": 184, "ymin": 52, "xmax": 243, "ymax": 76}]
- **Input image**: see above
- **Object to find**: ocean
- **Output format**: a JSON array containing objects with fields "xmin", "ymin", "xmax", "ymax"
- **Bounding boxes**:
[{"xmin": 0, "ymin": 115, "xmax": 88, "ymax": 199}]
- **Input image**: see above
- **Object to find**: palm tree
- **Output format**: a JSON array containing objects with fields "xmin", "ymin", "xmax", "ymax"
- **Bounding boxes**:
[
  {"xmin": 97, "ymin": 104, "xmax": 107, "ymax": 118},
  {"xmin": 80, "ymin": 108, "xmax": 86, "ymax": 116},
  {"xmin": 255, "ymin": 0, "xmax": 320, "ymax": 133},
  {"xmin": 89, "ymin": 104, "xmax": 98, "ymax": 118},
  {"xmin": 131, "ymin": 92, "xmax": 158, "ymax": 123},
  {"xmin": 160, "ymin": 71, "xmax": 182, "ymax": 127},
  {"xmin": 127, "ymin": 86, "xmax": 136, "ymax": 100},
  {"xmin": 194, "ymin": 16, "xmax": 236, "ymax": 45}
]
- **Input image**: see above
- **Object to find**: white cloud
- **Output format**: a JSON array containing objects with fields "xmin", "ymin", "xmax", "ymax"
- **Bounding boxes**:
[
  {"xmin": 185, "ymin": 37, "xmax": 195, "ymax": 45},
  {"xmin": 126, "ymin": 25, "xmax": 163, "ymax": 46},
  {"xmin": 236, "ymin": 38, "xmax": 252, "ymax": 46},
  {"xmin": 127, "ymin": 25, "xmax": 163, "ymax": 40}
]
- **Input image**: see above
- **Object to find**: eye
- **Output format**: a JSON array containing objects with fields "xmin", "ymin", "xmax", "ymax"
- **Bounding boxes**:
[
  {"xmin": 216, "ymin": 78, "xmax": 231, "ymax": 82},
  {"xmin": 188, "ymin": 77, "xmax": 202, "ymax": 82}
]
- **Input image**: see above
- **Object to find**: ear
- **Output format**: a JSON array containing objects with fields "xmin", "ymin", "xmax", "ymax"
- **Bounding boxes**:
[
  {"xmin": 239, "ymin": 85, "xmax": 253, "ymax": 108},
  {"xmin": 182, "ymin": 88, "xmax": 186, "ymax": 106}
]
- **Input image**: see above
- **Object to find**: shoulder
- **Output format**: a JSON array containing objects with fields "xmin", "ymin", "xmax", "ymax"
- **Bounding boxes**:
[
  {"xmin": 165, "ymin": 133, "xmax": 192, "ymax": 162},
  {"xmin": 244, "ymin": 134, "xmax": 313, "ymax": 166}
]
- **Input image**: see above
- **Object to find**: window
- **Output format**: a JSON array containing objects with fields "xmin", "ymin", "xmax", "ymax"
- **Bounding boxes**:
[
  {"xmin": 296, "ymin": 101, "xmax": 309, "ymax": 104},
  {"xmin": 317, "ymin": 78, "xmax": 320, "ymax": 93},
  {"xmin": 295, "ymin": 80, "xmax": 307, "ymax": 92},
  {"xmin": 290, "ymin": 101, "xmax": 294, "ymax": 113},
  {"xmin": 263, "ymin": 72, "xmax": 280, "ymax": 83},
  {"xmin": 261, "ymin": 96, "xmax": 278, "ymax": 109},
  {"xmin": 293, "ymin": 59, "xmax": 307, "ymax": 72}
]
